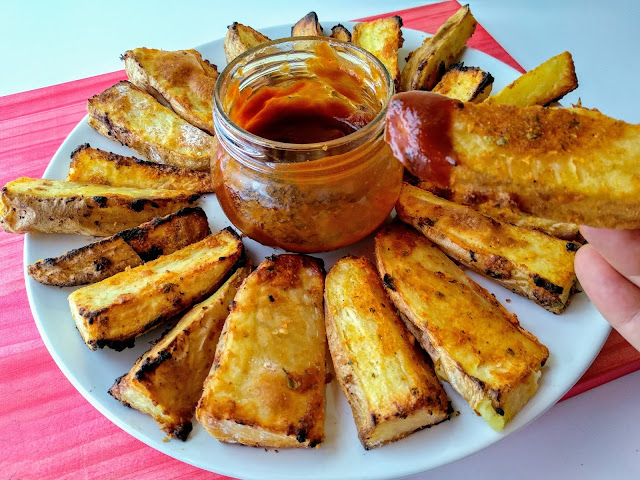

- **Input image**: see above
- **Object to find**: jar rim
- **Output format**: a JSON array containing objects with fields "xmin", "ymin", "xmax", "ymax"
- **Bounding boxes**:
[{"xmin": 213, "ymin": 36, "xmax": 394, "ymax": 156}]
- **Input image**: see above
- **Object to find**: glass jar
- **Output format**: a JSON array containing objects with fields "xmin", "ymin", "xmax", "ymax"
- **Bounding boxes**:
[{"xmin": 212, "ymin": 37, "xmax": 403, "ymax": 253}]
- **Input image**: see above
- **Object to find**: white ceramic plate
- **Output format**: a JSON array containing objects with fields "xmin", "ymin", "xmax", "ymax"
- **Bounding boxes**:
[{"xmin": 24, "ymin": 23, "xmax": 609, "ymax": 480}]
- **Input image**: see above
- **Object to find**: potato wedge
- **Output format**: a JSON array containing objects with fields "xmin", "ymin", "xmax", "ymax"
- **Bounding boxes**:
[
  {"xmin": 352, "ymin": 16, "xmax": 404, "ymax": 86},
  {"xmin": 224, "ymin": 22, "xmax": 271, "ymax": 64},
  {"xmin": 485, "ymin": 51, "xmax": 578, "ymax": 106},
  {"xmin": 196, "ymin": 254, "xmax": 326, "ymax": 448},
  {"xmin": 385, "ymin": 91, "xmax": 640, "ymax": 228},
  {"xmin": 68, "ymin": 228, "xmax": 244, "ymax": 351},
  {"xmin": 292, "ymin": 12, "xmax": 323, "ymax": 36},
  {"xmin": 375, "ymin": 223, "xmax": 549, "ymax": 431},
  {"xmin": 399, "ymin": 5, "xmax": 477, "ymax": 92},
  {"xmin": 87, "ymin": 81, "xmax": 214, "ymax": 171},
  {"xmin": 330, "ymin": 24, "xmax": 351, "ymax": 42},
  {"xmin": 122, "ymin": 48, "xmax": 219, "ymax": 135},
  {"xmin": 27, "ymin": 207, "xmax": 210, "ymax": 286},
  {"xmin": 0, "ymin": 177, "xmax": 199, "ymax": 236},
  {"xmin": 67, "ymin": 144, "xmax": 213, "ymax": 193},
  {"xmin": 325, "ymin": 256, "xmax": 450, "ymax": 449},
  {"xmin": 414, "ymin": 178, "xmax": 582, "ymax": 241},
  {"xmin": 432, "ymin": 63, "xmax": 493, "ymax": 102},
  {"xmin": 396, "ymin": 183, "xmax": 577, "ymax": 313},
  {"xmin": 109, "ymin": 265, "xmax": 250, "ymax": 440}
]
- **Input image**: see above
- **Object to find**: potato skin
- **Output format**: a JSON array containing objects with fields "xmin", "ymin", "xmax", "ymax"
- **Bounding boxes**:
[
  {"xmin": 291, "ymin": 12, "xmax": 323, "ymax": 37},
  {"xmin": 223, "ymin": 22, "xmax": 270, "ymax": 64},
  {"xmin": 0, "ymin": 177, "xmax": 200, "ymax": 236}
]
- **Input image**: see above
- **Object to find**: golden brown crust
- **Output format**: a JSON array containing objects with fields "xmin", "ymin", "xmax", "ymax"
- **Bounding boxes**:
[
  {"xmin": 68, "ymin": 228, "xmax": 244, "ymax": 351},
  {"xmin": 352, "ymin": 16, "xmax": 404, "ymax": 87},
  {"xmin": 223, "ymin": 22, "xmax": 271, "ymax": 64},
  {"xmin": 123, "ymin": 48, "xmax": 219, "ymax": 134},
  {"xmin": 330, "ymin": 24, "xmax": 352, "ymax": 42},
  {"xmin": 291, "ymin": 12, "xmax": 323, "ymax": 37},
  {"xmin": 196, "ymin": 254, "xmax": 326, "ymax": 448},
  {"xmin": 396, "ymin": 183, "xmax": 577, "ymax": 313},
  {"xmin": 325, "ymin": 256, "xmax": 449, "ymax": 449},
  {"xmin": 109, "ymin": 266, "xmax": 250, "ymax": 440},
  {"xmin": 0, "ymin": 177, "xmax": 199, "ymax": 236},
  {"xmin": 68, "ymin": 144, "xmax": 213, "ymax": 193},
  {"xmin": 374, "ymin": 223, "xmax": 549, "ymax": 430},
  {"xmin": 432, "ymin": 63, "xmax": 494, "ymax": 102},
  {"xmin": 399, "ymin": 5, "xmax": 476, "ymax": 92},
  {"xmin": 87, "ymin": 81, "xmax": 213, "ymax": 171}
]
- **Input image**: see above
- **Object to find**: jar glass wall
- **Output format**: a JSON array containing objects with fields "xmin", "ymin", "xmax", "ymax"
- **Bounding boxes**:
[{"xmin": 213, "ymin": 37, "xmax": 403, "ymax": 253}]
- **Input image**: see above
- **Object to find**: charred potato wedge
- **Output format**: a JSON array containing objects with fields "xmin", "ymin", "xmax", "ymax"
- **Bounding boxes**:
[
  {"xmin": 432, "ymin": 63, "xmax": 494, "ymax": 102},
  {"xmin": 28, "ymin": 207, "xmax": 211, "ymax": 286},
  {"xmin": 110, "ymin": 266, "xmax": 250, "ymax": 440},
  {"xmin": 325, "ymin": 256, "xmax": 450, "ymax": 449},
  {"xmin": 196, "ymin": 255, "xmax": 326, "ymax": 448},
  {"xmin": 122, "ymin": 48, "xmax": 219, "ymax": 134},
  {"xmin": 224, "ymin": 22, "xmax": 271, "ymax": 64},
  {"xmin": 396, "ymin": 184, "xmax": 577, "ymax": 313},
  {"xmin": 352, "ymin": 16, "xmax": 404, "ymax": 86},
  {"xmin": 400, "ymin": 5, "xmax": 477, "ymax": 92},
  {"xmin": 330, "ymin": 24, "xmax": 352, "ymax": 42},
  {"xmin": 485, "ymin": 51, "xmax": 578, "ymax": 106},
  {"xmin": 68, "ymin": 228, "xmax": 244, "ymax": 351},
  {"xmin": 67, "ymin": 144, "xmax": 213, "ymax": 193},
  {"xmin": 292, "ymin": 12, "xmax": 323, "ymax": 36},
  {"xmin": 0, "ymin": 177, "xmax": 199, "ymax": 236},
  {"xmin": 375, "ymin": 223, "xmax": 549, "ymax": 431},
  {"xmin": 87, "ymin": 81, "xmax": 214, "ymax": 172},
  {"xmin": 385, "ymin": 91, "xmax": 640, "ymax": 229},
  {"xmin": 414, "ymin": 179, "xmax": 582, "ymax": 242}
]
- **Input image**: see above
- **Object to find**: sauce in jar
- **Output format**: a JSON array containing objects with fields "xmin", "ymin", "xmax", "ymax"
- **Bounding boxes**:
[{"xmin": 213, "ymin": 38, "xmax": 403, "ymax": 253}]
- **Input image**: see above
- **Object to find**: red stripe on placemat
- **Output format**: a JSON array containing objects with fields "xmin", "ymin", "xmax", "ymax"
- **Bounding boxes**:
[{"xmin": 356, "ymin": 0, "xmax": 525, "ymax": 74}]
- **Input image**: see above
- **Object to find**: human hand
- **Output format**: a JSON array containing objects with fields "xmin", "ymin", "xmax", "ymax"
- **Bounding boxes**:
[{"xmin": 574, "ymin": 227, "xmax": 640, "ymax": 351}]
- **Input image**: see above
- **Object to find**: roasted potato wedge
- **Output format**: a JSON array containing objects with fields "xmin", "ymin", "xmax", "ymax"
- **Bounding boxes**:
[
  {"xmin": 352, "ymin": 16, "xmax": 404, "ymax": 86},
  {"xmin": 67, "ymin": 144, "xmax": 213, "ymax": 193},
  {"xmin": 385, "ymin": 91, "xmax": 640, "ymax": 228},
  {"xmin": 292, "ymin": 12, "xmax": 323, "ymax": 36},
  {"xmin": 325, "ymin": 256, "xmax": 450, "ymax": 449},
  {"xmin": 28, "ymin": 207, "xmax": 210, "ymax": 286},
  {"xmin": 122, "ymin": 48, "xmax": 219, "ymax": 135},
  {"xmin": 224, "ymin": 22, "xmax": 271, "ymax": 64},
  {"xmin": 400, "ymin": 5, "xmax": 477, "ymax": 92},
  {"xmin": 414, "ymin": 178, "xmax": 582, "ymax": 241},
  {"xmin": 196, "ymin": 255, "xmax": 326, "ymax": 448},
  {"xmin": 485, "ymin": 51, "xmax": 578, "ymax": 106},
  {"xmin": 109, "ymin": 265, "xmax": 250, "ymax": 440},
  {"xmin": 432, "ymin": 63, "xmax": 493, "ymax": 102},
  {"xmin": 330, "ymin": 24, "xmax": 351, "ymax": 42},
  {"xmin": 0, "ymin": 177, "xmax": 199, "ymax": 236},
  {"xmin": 87, "ymin": 81, "xmax": 214, "ymax": 172},
  {"xmin": 396, "ymin": 183, "xmax": 577, "ymax": 313},
  {"xmin": 68, "ymin": 228, "xmax": 244, "ymax": 351},
  {"xmin": 375, "ymin": 223, "xmax": 549, "ymax": 431}
]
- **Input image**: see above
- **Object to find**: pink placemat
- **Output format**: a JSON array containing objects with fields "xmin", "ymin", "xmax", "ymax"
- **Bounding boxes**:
[{"xmin": 2, "ymin": 1, "xmax": 638, "ymax": 478}]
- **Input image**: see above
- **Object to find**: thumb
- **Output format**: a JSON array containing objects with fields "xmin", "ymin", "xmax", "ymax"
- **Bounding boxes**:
[{"xmin": 575, "ymin": 244, "xmax": 640, "ymax": 352}]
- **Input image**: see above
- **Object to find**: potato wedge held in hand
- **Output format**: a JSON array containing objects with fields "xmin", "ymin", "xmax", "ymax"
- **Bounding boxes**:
[
  {"xmin": 325, "ymin": 256, "xmax": 450, "ymax": 449},
  {"xmin": 88, "ymin": 81, "xmax": 214, "ymax": 171},
  {"xmin": 68, "ymin": 145, "xmax": 213, "ymax": 193},
  {"xmin": 396, "ymin": 183, "xmax": 578, "ymax": 313},
  {"xmin": 352, "ymin": 16, "xmax": 404, "ymax": 86},
  {"xmin": 292, "ymin": 12, "xmax": 323, "ymax": 36},
  {"xmin": 109, "ymin": 265, "xmax": 250, "ymax": 441},
  {"xmin": 123, "ymin": 47, "xmax": 219, "ymax": 134},
  {"xmin": 224, "ymin": 22, "xmax": 270, "ymax": 63},
  {"xmin": 385, "ymin": 91, "xmax": 640, "ymax": 228},
  {"xmin": 400, "ymin": 5, "xmax": 477, "ymax": 92},
  {"xmin": 485, "ymin": 51, "xmax": 577, "ymax": 107},
  {"xmin": 375, "ymin": 223, "xmax": 549, "ymax": 431},
  {"xmin": 197, "ymin": 255, "xmax": 326, "ymax": 448},
  {"xmin": 0, "ymin": 177, "xmax": 199, "ymax": 236},
  {"xmin": 28, "ymin": 207, "xmax": 211, "ymax": 286},
  {"xmin": 68, "ymin": 228, "xmax": 244, "ymax": 351}
]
